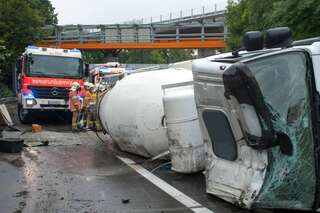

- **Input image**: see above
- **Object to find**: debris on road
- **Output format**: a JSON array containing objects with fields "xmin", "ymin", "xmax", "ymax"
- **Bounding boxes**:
[
  {"xmin": 0, "ymin": 138, "xmax": 24, "ymax": 153},
  {"xmin": 121, "ymin": 198, "xmax": 130, "ymax": 204},
  {"xmin": 31, "ymin": 124, "xmax": 42, "ymax": 133},
  {"xmin": 2, "ymin": 130, "xmax": 82, "ymax": 147},
  {"xmin": 0, "ymin": 104, "xmax": 14, "ymax": 127}
]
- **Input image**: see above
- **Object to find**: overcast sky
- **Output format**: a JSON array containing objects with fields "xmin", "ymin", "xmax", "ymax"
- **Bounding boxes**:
[{"xmin": 50, "ymin": 0, "xmax": 228, "ymax": 25}]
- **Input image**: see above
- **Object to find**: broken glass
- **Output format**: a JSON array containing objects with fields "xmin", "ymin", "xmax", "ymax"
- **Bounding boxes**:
[{"xmin": 247, "ymin": 51, "xmax": 316, "ymax": 209}]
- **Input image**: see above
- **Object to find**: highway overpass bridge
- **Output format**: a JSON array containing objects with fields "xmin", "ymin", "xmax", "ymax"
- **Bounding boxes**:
[{"xmin": 38, "ymin": 10, "xmax": 227, "ymax": 50}]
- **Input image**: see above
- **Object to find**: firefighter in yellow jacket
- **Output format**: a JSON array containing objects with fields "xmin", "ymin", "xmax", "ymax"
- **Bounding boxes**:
[
  {"xmin": 83, "ymin": 83, "xmax": 97, "ymax": 129},
  {"xmin": 69, "ymin": 82, "xmax": 81, "ymax": 131}
]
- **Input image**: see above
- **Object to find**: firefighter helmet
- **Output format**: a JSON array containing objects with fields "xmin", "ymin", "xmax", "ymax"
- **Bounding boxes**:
[
  {"xmin": 71, "ymin": 82, "xmax": 80, "ymax": 90},
  {"xmin": 84, "ymin": 81, "xmax": 90, "ymax": 88}
]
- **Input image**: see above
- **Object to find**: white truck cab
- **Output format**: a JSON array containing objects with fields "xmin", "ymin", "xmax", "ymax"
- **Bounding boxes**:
[{"xmin": 192, "ymin": 27, "xmax": 320, "ymax": 211}]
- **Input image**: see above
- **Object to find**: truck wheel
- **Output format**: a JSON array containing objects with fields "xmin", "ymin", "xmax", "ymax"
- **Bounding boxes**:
[{"xmin": 18, "ymin": 104, "xmax": 32, "ymax": 124}]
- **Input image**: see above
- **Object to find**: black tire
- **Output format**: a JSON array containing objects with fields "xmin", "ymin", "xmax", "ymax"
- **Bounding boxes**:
[{"xmin": 17, "ymin": 104, "xmax": 32, "ymax": 124}]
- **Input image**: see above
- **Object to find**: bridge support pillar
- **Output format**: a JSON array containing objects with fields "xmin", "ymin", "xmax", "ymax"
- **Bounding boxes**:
[
  {"xmin": 176, "ymin": 26, "xmax": 180, "ymax": 42},
  {"xmin": 55, "ymin": 26, "xmax": 62, "ymax": 44},
  {"xmin": 201, "ymin": 23, "xmax": 205, "ymax": 41},
  {"xmin": 100, "ymin": 26, "xmax": 106, "ymax": 43},
  {"xmin": 150, "ymin": 25, "xmax": 154, "ymax": 42}
]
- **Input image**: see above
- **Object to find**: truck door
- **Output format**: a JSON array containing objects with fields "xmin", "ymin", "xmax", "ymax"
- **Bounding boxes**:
[{"xmin": 224, "ymin": 50, "xmax": 317, "ymax": 210}]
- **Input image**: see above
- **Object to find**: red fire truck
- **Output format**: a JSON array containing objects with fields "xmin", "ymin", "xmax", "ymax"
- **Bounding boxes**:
[{"xmin": 14, "ymin": 46, "xmax": 88, "ymax": 123}]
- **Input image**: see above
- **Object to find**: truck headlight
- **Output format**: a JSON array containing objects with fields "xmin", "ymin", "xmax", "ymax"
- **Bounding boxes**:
[{"xmin": 26, "ymin": 99, "xmax": 36, "ymax": 106}]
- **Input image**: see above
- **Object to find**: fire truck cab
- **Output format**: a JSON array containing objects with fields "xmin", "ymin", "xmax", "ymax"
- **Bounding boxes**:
[{"xmin": 14, "ymin": 46, "xmax": 86, "ymax": 123}]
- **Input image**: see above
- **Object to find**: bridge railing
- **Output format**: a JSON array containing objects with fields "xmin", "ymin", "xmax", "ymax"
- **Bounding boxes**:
[
  {"xmin": 41, "ymin": 22, "xmax": 227, "ymax": 44},
  {"xmin": 40, "ymin": 9, "xmax": 227, "ymax": 49},
  {"xmin": 122, "ymin": 4, "xmax": 226, "ymax": 24}
]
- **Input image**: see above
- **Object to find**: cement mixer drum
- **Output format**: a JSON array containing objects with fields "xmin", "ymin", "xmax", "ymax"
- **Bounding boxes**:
[{"xmin": 98, "ymin": 68, "xmax": 193, "ymax": 157}]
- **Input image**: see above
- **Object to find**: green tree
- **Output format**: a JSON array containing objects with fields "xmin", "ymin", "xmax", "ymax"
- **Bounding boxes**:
[
  {"xmin": 0, "ymin": 0, "xmax": 57, "ymax": 89},
  {"xmin": 0, "ymin": 40, "xmax": 14, "ymax": 96},
  {"xmin": 149, "ymin": 50, "xmax": 166, "ymax": 64},
  {"xmin": 0, "ymin": 0, "xmax": 42, "ymax": 58},
  {"xmin": 118, "ymin": 49, "xmax": 193, "ymax": 64},
  {"xmin": 226, "ymin": 0, "xmax": 276, "ymax": 50},
  {"xmin": 26, "ymin": 0, "xmax": 58, "ymax": 25},
  {"xmin": 119, "ymin": 49, "xmax": 165, "ymax": 64},
  {"xmin": 226, "ymin": 0, "xmax": 320, "ymax": 50},
  {"xmin": 82, "ymin": 51, "xmax": 106, "ymax": 64},
  {"xmin": 168, "ymin": 49, "xmax": 194, "ymax": 63},
  {"xmin": 271, "ymin": 0, "xmax": 320, "ymax": 39}
]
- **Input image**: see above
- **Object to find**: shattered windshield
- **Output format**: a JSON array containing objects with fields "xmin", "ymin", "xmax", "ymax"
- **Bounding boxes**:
[
  {"xmin": 247, "ymin": 52, "xmax": 308, "ymax": 122},
  {"xmin": 27, "ymin": 55, "xmax": 82, "ymax": 78},
  {"xmin": 247, "ymin": 51, "xmax": 316, "ymax": 209}
]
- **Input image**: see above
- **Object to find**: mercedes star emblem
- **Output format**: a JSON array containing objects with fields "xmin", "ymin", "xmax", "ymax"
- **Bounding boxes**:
[{"xmin": 51, "ymin": 88, "xmax": 59, "ymax": 96}]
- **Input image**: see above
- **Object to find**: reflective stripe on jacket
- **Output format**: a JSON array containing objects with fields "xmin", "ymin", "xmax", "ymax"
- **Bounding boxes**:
[{"xmin": 69, "ymin": 90, "xmax": 81, "ymax": 112}]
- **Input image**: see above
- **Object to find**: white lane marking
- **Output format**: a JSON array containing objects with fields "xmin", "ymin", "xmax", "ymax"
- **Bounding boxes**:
[{"xmin": 117, "ymin": 156, "xmax": 214, "ymax": 213}]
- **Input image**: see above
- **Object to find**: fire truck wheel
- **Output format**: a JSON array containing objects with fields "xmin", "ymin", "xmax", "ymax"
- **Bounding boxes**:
[{"xmin": 17, "ymin": 104, "xmax": 32, "ymax": 124}]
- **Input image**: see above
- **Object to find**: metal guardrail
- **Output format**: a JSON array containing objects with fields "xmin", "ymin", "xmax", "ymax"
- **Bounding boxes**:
[{"xmin": 0, "ymin": 97, "xmax": 17, "ymax": 104}]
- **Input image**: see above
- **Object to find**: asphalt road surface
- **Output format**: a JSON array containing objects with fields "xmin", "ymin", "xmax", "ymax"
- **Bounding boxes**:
[{"xmin": 0, "ymin": 103, "xmax": 305, "ymax": 213}]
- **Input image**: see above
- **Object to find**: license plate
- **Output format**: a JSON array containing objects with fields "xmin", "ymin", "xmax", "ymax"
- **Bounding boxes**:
[{"xmin": 48, "ymin": 100, "xmax": 64, "ymax": 105}]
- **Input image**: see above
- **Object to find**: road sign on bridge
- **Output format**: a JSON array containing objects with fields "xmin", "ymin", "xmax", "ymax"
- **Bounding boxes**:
[{"xmin": 38, "ymin": 10, "xmax": 227, "ymax": 50}]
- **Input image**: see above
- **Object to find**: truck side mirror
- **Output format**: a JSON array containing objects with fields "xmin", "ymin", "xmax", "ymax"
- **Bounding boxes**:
[
  {"xmin": 232, "ymin": 31, "xmax": 263, "ymax": 56},
  {"xmin": 84, "ymin": 63, "xmax": 89, "ymax": 77},
  {"xmin": 265, "ymin": 27, "xmax": 292, "ymax": 48},
  {"xmin": 223, "ymin": 62, "xmax": 293, "ymax": 155},
  {"xmin": 243, "ymin": 31, "xmax": 264, "ymax": 51}
]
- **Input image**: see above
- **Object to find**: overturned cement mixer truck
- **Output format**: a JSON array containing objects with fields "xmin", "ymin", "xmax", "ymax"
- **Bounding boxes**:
[
  {"xmin": 98, "ymin": 27, "xmax": 320, "ymax": 211},
  {"xmin": 98, "ymin": 64, "xmax": 205, "ymax": 173}
]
